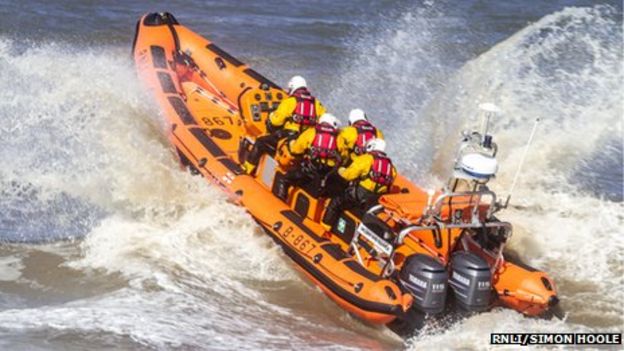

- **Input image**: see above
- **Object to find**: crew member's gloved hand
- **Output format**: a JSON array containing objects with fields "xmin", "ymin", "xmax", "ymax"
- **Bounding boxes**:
[{"xmin": 264, "ymin": 118, "xmax": 275, "ymax": 133}]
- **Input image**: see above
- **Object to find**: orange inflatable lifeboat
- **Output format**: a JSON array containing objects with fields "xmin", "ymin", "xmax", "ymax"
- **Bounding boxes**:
[{"xmin": 132, "ymin": 12, "xmax": 560, "ymax": 334}]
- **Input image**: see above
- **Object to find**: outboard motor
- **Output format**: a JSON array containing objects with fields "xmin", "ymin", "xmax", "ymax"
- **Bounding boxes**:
[
  {"xmin": 449, "ymin": 252, "xmax": 492, "ymax": 312},
  {"xmin": 399, "ymin": 254, "xmax": 448, "ymax": 314}
]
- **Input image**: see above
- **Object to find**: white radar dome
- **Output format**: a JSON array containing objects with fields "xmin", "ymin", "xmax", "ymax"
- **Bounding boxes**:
[{"xmin": 456, "ymin": 152, "xmax": 498, "ymax": 180}]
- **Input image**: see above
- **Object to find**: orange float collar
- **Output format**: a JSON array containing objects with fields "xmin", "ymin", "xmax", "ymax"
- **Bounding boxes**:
[{"xmin": 266, "ymin": 210, "xmax": 403, "ymax": 316}]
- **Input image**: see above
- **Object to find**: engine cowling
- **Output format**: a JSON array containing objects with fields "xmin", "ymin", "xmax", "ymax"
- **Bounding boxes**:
[
  {"xmin": 449, "ymin": 252, "xmax": 492, "ymax": 312},
  {"xmin": 399, "ymin": 254, "xmax": 448, "ymax": 314}
]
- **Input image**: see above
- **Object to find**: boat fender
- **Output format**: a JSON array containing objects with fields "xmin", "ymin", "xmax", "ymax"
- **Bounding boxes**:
[
  {"xmin": 398, "ymin": 254, "xmax": 448, "ymax": 314},
  {"xmin": 449, "ymin": 252, "xmax": 492, "ymax": 312}
]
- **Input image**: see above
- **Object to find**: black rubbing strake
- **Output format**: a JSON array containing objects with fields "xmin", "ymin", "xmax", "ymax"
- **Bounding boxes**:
[
  {"xmin": 168, "ymin": 96, "xmax": 196, "ymax": 125},
  {"xmin": 344, "ymin": 260, "xmax": 381, "ymax": 282},
  {"xmin": 131, "ymin": 20, "xmax": 140, "ymax": 56},
  {"xmin": 244, "ymin": 68, "xmax": 280, "ymax": 89},
  {"xmin": 150, "ymin": 46, "xmax": 167, "ymax": 69},
  {"xmin": 280, "ymin": 210, "xmax": 323, "ymax": 243},
  {"xmin": 321, "ymin": 243, "xmax": 348, "ymax": 261},
  {"xmin": 259, "ymin": 226, "xmax": 400, "ymax": 315},
  {"xmin": 189, "ymin": 127, "xmax": 227, "ymax": 157},
  {"xmin": 164, "ymin": 15, "xmax": 180, "ymax": 52},
  {"xmin": 219, "ymin": 158, "xmax": 243, "ymax": 175},
  {"xmin": 206, "ymin": 44, "xmax": 244, "ymax": 67},
  {"xmin": 157, "ymin": 72, "xmax": 177, "ymax": 94}
]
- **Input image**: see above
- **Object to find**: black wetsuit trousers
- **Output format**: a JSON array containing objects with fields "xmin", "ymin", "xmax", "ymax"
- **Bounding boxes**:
[
  {"xmin": 285, "ymin": 162, "xmax": 318, "ymax": 186},
  {"xmin": 284, "ymin": 161, "xmax": 332, "ymax": 189},
  {"xmin": 247, "ymin": 129, "xmax": 297, "ymax": 166},
  {"xmin": 280, "ymin": 161, "xmax": 345, "ymax": 198},
  {"xmin": 322, "ymin": 185, "xmax": 380, "ymax": 227}
]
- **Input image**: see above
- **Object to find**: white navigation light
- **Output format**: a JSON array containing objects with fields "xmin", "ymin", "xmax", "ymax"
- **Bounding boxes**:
[{"xmin": 456, "ymin": 152, "xmax": 498, "ymax": 180}]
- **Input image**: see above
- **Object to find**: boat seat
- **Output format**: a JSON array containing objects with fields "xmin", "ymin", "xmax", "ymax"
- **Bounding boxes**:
[
  {"xmin": 298, "ymin": 171, "xmax": 347, "ymax": 199},
  {"xmin": 299, "ymin": 176, "xmax": 324, "ymax": 198},
  {"xmin": 272, "ymin": 170, "xmax": 289, "ymax": 201}
]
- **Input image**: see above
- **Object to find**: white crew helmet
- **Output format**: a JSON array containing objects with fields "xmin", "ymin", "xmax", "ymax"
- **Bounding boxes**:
[
  {"xmin": 319, "ymin": 113, "xmax": 338, "ymax": 128},
  {"xmin": 366, "ymin": 138, "xmax": 386, "ymax": 153},
  {"xmin": 287, "ymin": 75, "xmax": 307, "ymax": 94},
  {"xmin": 348, "ymin": 108, "xmax": 367, "ymax": 125}
]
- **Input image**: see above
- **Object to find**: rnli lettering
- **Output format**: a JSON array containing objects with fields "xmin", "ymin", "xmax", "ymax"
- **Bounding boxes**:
[{"xmin": 279, "ymin": 226, "xmax": 317, "ymax": 255}]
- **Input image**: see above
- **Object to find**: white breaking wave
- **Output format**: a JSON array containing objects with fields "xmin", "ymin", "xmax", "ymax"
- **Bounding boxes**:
[
  {"xmin": 326, "ymin": 3, "xmax": 463, "ymax": 184},
  {"xmin": 324, "ymin": 3, "xmax": 623, "ymax": 349},
  {"xmin": 0, "ymin": 36, "xmax": 397, "ymax": 350},
  {"xmin": 69, "ymin": 203, "xmax": 296, "ymax": 285},
  {"xmin": 412, "ymin": 5, "xmax": 622, "ymax": 349},
  {"xmin": 428, "ymin": 3, "xmax": 623, "ymax": 327}
]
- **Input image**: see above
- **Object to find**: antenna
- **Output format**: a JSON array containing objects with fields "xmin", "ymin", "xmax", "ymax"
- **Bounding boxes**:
[
  {"xmin": 423, "ymin": 189, "xmax": 436, "ymax": 219},
  {"xmin": 426, "ymin": 189, "xmax": 435, "ymax": 208},
  {"xmin": 478, "ymin": 103, "xmax": 501, "ymax": 137},
  {"xmin": 505, "ymin": 118, "xmax": 540, "ymax": 207}
]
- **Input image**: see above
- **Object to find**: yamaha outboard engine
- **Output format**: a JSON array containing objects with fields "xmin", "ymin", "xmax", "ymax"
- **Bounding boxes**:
[
  {"xmin": 449, "ymin": 252, "xmax": 492, "ymax": 312},
  {"xmin": 399, "ymin": 254, "xmax": 448, "ymax": 314}
]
